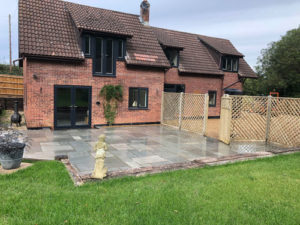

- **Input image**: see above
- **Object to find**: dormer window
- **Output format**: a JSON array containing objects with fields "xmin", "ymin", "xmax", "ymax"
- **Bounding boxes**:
[
  {"xmin": 222, "ymin": 56, "xmax": 239, "ymax": 72},
  {"xmin": 164, "ymin": 48, "xmax": 179, "ymax": 68},
  {"xmin": 83, "ymin": 35, "xmax": 91, "ymax": 56},
  {"xmin": 82, "ymin": 33, "xmax": 126, "ymax": 77}
]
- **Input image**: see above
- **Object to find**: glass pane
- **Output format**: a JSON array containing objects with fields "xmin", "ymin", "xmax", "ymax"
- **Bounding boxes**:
[
  {"xmin": 233, "ymin": 59, "xmax": 238, "ymax": 71},
  {"xmin": 75, "ymin": 88, "xmax": 90, "ymax": 126},
  {"xmin": 84, "ymin": 36, "xmax": 90, "ymax": 55},
  {"xmin": 95, "ymin": 38, "xmax": 102, "ymax": 73},
  {"xmin": 226, "ymin": 58, "xmax": 232, "ymax": 71},
  {"xmin": 139, "ymin": 89, "xmax": 147, "ymax": 108},
  {"xmin": 129, "ymin": 88, "xmax": 139, "ymax": 108},
  {"xmin": 118, "ymin": 40, "xmax": 123, "ymax": 58},
  {"xmin": 209, "ymin": 92, "xmax": 216, "ymax": 106},
  {"xmin": 222, "ymin": 57, "xmax": 227, "ymax": 70},
  {"xmin": 56, "ymin": 88, "xmax": 72, "ymax": 127},
  {"xmin": 106, "ymin": 39, "xmax": 113, "ymax": 74}
]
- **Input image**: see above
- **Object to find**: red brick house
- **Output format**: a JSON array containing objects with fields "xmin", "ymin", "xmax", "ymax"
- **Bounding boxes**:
[{"xmin": 19, "ymin": 0, "xmax": 257, "ymax": 129}]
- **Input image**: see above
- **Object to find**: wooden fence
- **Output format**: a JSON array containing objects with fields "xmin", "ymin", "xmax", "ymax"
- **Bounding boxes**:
[
  {"xmin": 0, "ymin": 74, "xmax": 23, "ymax": 98},
  {"xmin": 161, "ymin": 92, "xmax": 209, "ymax": 135},
  {"xmin": 219, "ymin": 95, "xmax": 300, "ymax": 148}
]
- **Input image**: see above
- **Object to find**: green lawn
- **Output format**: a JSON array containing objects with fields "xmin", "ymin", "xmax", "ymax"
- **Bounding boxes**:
[{"xmin": 1, "ymin": 153, "xmax": 300, "ymax": 225}]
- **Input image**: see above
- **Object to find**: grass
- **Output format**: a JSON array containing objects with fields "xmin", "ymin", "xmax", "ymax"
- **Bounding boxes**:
[{"xmin": 0, "ymin": 153, "xmax": 300, "ymax": 225}]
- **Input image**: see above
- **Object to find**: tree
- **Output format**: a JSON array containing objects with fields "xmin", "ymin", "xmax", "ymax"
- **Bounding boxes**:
[{"xmin": 244, "ymin": 26, "xmax": 300, "ymax": 97}]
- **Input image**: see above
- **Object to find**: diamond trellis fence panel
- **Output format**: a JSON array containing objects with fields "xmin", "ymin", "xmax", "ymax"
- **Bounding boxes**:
[
  {"xmin": 161, "ymin": 92, "xmax": 208, "ymax": 135},
  {"xmin": 269, "ymin": 97, "xmax": 300, "ymax": 147},
  {"xmin": 230, "ymin": 96, "xmax": 268, "ymax": 141},
  {"xmin": 161, "ymin": 92, "xmax": 181, "ymax": 128},
  {"xmin": 219, "ymin": 95, "xmax": 300, "ymax": 148},
  {"xmin": 181, "ymin": 93, "xmax": 207, "ymax": 134}
]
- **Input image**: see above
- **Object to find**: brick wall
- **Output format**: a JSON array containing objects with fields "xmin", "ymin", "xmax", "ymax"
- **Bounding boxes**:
[
  {"xmin": 223, "ymin": 72, "xmax": 243, "ymax": 91},
  {"xmin": 23, "ymin": 58, "xmax": 164, "ymax": 128}
]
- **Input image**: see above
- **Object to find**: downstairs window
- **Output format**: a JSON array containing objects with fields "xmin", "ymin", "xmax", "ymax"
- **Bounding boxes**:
[{"xmin": 129, "ymin": 88, "xmax": 149, "ymax": 110}]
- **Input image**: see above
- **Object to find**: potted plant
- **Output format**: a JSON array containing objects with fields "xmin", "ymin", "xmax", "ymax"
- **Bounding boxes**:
[{"xmin": 0, "ymin": 128, "xmax": 26, "ymax": 170}]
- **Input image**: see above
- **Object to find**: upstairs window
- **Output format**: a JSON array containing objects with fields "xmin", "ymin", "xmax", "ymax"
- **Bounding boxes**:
[
  {"xmin": 129, "ymin": 88, "xmax": 148, "ymax": 110},
  {"xmin": 164, "ymin": 48, "xmax": 179, "ymax": 67},
  {"xmin": 117, "ymin": 40, "xmax": 125, "ymax": 59},
  {"xmin": 222, "ymin": 56, "xmax": 239, "ymax": 72},
  {"xmin": 82, "ymin": 34, "xmax": 126, "ymax": 76},
  {"xmin": 83, "ymin": 35, "xmax": 91, "ymax": 56}
]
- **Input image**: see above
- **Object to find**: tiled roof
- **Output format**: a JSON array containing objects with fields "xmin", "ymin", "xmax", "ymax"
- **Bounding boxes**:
[
  {"xmin": 151, "ymin": 27, "xmax": 223, "ymax": 75},
  {"xmin": 65, "ymin": 2, "xmax": 133, "ymax": 37},
  {"xmin": 19, "ymin": 0, "xmax": 83, "ymax": 59},
  {"xmin": 198, "ymin": 35, "xmax": 244, "ymax": 57},
  {"xmin": 19, "ymin": 0, "xmax": 256, "ymax": 77},
  {"xmin": 239, "ymin": 58, "xmax": 257, "ymax": 78},
  {"xmin": 65, "ymin": 1, "xmax": 170, "ymax": 68},
  {"xmin": 152, "ymin": 28, "xmax": 184, "ymax": 49}
]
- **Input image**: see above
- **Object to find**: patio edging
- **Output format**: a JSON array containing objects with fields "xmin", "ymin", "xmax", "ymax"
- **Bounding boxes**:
[{"xmin": 62, "ymin": 149, "xmax": 300, "ymax": 185}]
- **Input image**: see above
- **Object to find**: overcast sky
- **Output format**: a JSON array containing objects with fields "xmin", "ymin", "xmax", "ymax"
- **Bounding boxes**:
[{"xmin": 0, "ymin": 0, "xmax": 299, "ymax": 69}]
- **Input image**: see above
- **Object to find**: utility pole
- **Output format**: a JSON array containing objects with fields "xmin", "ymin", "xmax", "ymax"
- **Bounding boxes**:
[{"xmin": 9, "ymin": 14, "xmax": 12, "ymax": 73}]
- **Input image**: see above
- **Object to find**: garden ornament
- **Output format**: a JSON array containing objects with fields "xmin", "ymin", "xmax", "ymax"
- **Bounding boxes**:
[{"xmin": 92, "ymin": 135, "xmax": 108, "ymax": 179}]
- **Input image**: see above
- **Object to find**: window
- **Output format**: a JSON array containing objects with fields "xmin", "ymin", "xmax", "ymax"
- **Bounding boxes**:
[
  {"xmin": 129, "ymin": 88, "xmax": 148, "ymax": 109},
  {"xmin": 93, "ymin": 38, "xmax": 116, "ymax": 76},
  {"xmin": 164, "ymin": 84, "xmax": 185, "ymax": 93},
  {"xmin": 105, "ymin": 39, "xmax": 113, "ymax": 74},
  {"xmin": 208, "ymin": 91, "xmax": 217, "ymax": 107},
  {"xmin": 117, "ymin": 40, "xmax": 124, "ymax": 58},
  {"xmin": 164, "ymin": 48, "xmax": 179, "ymax": 67},
  {"xmin": 83, "ymin": 35, "xmax": 91, "ymax": 55},
  {"xmin": 95, "ymin": 38, "xmax": 103, "ymax": 73},
  {"xmin": 221, "ymin": 56, "xmax": 239, "ymax": 72},
  {"xmin": 82, "ymin": 34, "xmax": 126, "ymax": 76}
]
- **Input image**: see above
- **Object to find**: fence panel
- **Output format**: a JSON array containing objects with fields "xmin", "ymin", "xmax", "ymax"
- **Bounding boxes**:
[
  {"xmin": 0, "ymin": 74, "xmax": 23, "ymax": 98},
  {"xmin": 181, "ymin": 93, "xmax": 207, "ymax": 134},
  {"xmin": 269, "ymin": 97, "xmax": 300, "ymax": 147},
  {"xmin": 161, "ymin": 92, "xmax": 181, "ymax": 128},
  {"xmin": 230, "ymin": 96, "xmax": 268, "ymax": 141},
  {"xmin": 161, "ymin": 92, "xmax": 208, "ymax": 135},
  {"xmin": 219, "ymin": 95, "xmax": 300, "ymax": 148}
]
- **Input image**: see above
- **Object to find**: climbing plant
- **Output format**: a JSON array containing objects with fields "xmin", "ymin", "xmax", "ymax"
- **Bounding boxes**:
[{"xmin": 100, "ymin": 85, "xmax": 123, "ymax": 125}]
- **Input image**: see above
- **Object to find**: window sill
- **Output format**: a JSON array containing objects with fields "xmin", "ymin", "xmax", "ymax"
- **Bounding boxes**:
[
  {"xmin": 93, "ymin": 74, "xmax": 116, "ymax": 78},
  {"xmin": 222, "ymin": 70, "xmax": 238, "ymax": 73},
  {"xmin": 128, "ymin": 107, "xmax": 149, "ymax": 111},
  {"xmin": 209, "ymin": 105, "xmax": 216, "ymax": 108}
]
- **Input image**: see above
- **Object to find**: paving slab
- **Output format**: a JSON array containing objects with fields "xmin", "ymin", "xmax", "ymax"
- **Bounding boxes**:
[{"xmin": 24, "ymin": 125, "xmax": 297, "ymax": 177}]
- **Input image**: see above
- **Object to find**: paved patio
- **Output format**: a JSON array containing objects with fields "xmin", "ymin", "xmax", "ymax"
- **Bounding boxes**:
[{"xmin": 24, "ymin": 125, "xmax": 294, "ymax": 176}]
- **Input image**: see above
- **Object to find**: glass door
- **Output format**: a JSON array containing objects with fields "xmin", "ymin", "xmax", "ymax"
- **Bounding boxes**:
[
  {"xmin": 55, "ymin": 87, "xmax": 72, "ymax": 128},
  {"xmin": 74, "ymin": 87, "xmax": 91, "ymax": 127},
  {"xmin": 54, "ymin": 86, "xmax": 91, "ymax": 129}
]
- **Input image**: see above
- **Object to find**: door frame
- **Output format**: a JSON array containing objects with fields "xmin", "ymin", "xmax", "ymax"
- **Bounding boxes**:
[{"xmin": 54, "ymin": 85, "xmax": 92, "ymax": 129}]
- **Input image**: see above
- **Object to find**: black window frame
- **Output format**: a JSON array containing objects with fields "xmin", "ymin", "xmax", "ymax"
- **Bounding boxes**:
[
  {"xmin": 164, "ymin": 83, "xmax": 185, "ymax": 93},
  {"xmin": 117, "ymin": 40, "xmax": 126, "ymax": 60},
  {"xmin": 208, "ymin": 91, "xmax": 217, "ymax": 107},
  {"xmin": 128, "ymin": 87, "xmax": 149, "ymax": 110},
  {"xmin": 221, "ymin": 56, "xmax": 239, "ymax": 72},
  {"xmin": 164, "ymin": 48, "xmax": 179, "ymax": 68},
  {"xmin": 82, "ymin": 35, "xmax": 91, "ymax": 57},
  {"xmin": 82, "ymin": 33, "xmax": 126, "ymax": 77}
]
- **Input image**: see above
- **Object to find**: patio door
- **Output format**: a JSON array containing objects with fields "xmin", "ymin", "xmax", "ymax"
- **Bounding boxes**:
[{"xmin": 54, "ymin": 86, "xmax": 92, "ymax": 129}]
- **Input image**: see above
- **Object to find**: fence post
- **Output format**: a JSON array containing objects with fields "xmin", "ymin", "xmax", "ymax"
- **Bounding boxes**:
[
  {"xmin": 178, "ymin": 92, "xmax": 184, "ymax": 130},
  {"xmin": 161, "ymin": 92, "xmax": 164, "ymax": 124},
  {"xmin": 202, "ymin": 93, "xmax": 209, "ymax": 135},
  {"xmin": 219, "ymin": 94, "xmax": 232, "ymax": 145},
  {"xmin": 265, "ymin": 95, "xmax": 272, "ymax": 143}
]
